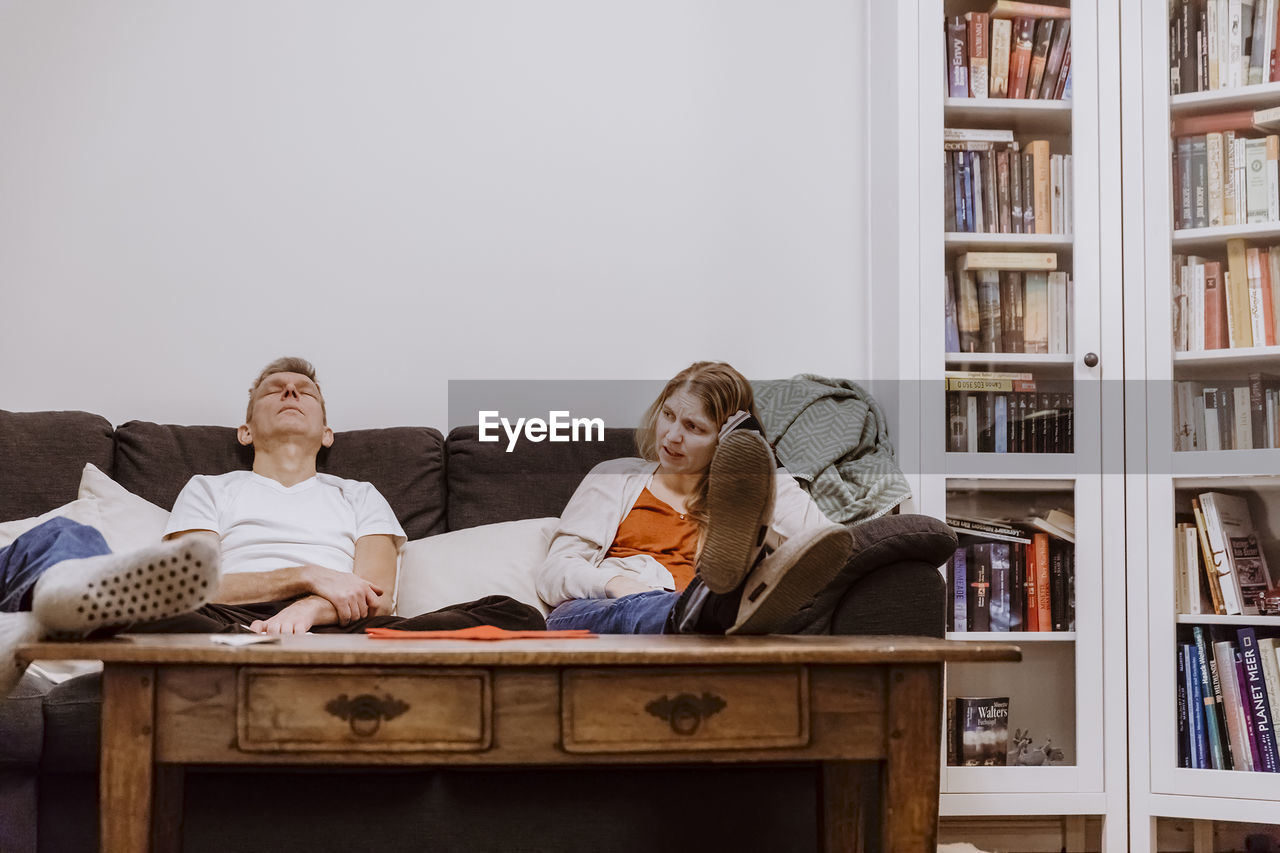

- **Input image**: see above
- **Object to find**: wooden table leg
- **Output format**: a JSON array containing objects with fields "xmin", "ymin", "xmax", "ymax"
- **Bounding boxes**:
[
  {"xmin": 152, "ymin": 765, "xmax": 185, "ymax": 852},
  {"xmin": 101, "ymin": 664, "xmax": 156, "ymax": 853},
  {"xmin": 882, "ymin": 664, "xmax": 942, "ymax": 853},
  {"xmin": 821, "ymin": 761, "xmax": 881, "ymax": 853}
]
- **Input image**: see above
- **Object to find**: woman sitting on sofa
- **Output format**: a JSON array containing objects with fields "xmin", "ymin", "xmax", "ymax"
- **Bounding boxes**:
[{"xmin": 535, "ymin": 361, "xmax": 854, "ymax": 635}]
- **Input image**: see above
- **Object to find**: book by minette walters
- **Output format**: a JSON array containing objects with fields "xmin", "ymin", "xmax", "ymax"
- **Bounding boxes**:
[{"xmin": 953, "ymin": 696, "xmax": 1011, "ymax": 766}]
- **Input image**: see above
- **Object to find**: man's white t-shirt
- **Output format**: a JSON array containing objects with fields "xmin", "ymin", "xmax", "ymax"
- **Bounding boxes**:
[{"xmin": 164, "ymin": 471, "xmax": 407, "ymax": 576}]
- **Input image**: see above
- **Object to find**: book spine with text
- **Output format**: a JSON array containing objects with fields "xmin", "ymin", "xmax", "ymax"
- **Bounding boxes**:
[
  {"xmin": 1215, "ymin": 638, "xmax": 1255, "ymax": 770},
  {"xmin": 990, "ymin": 18, "xmax": 1012, "ymax": 97},
  {"xmin": 1040, "ymin": 19, "xmax": 1071, "ymax": 98},
  {"xmin": 967, "ymin": 12, "xmax": 990, "ymax": 98},
  {"xmin": 1238, "ymin": 626, "xmax": 1280, "ymax": 771},
  {"xmin": 1027, "ymin": 18, "xmax": 1055, "ymax": 99},
  {"xmin": 1193, "ymin": 625, "xmax": 1230, "ymax": 769},
  {"xmin": 949, "ymin": 17, "xmax": 970, "ymax": 97},
  {"xmin": 970, "ymin": 543, "xmax": 992, "ymax": 632}
]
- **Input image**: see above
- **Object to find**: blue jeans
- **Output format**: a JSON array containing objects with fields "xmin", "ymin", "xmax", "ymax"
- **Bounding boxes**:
[
  {"xmin": 545, "ymin": 589, "xmax": 678, "ymax": 634},
  {"xmin": 0, "ymin": 517, "xmax": 111, "ymax": 612}
]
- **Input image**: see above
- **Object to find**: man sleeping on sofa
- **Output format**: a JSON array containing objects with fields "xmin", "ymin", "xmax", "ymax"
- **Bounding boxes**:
[{"xmin": 0, "ymin": 357, "xmax": 545, "ymax": 694}]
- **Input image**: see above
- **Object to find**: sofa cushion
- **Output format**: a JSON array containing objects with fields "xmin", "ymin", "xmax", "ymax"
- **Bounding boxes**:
[
  {"xmin": 78, "ymin": 463, "xmax": 170, "ymax": 552},
  {"xmin": 40, "ymin": 672, "xmax": 101, "ymax": 774},
  {"xmin": 396, "ymin": 518, "xmax": 558, "ymax": 617},
  {"xmin": 0, "ymin": 411, "xmax": 114, "ymax": 522},
  {"xmin": 113, "ymin": 422, "xmax": 447, "ymax": 540},
  {"xmin": 445, "ymin": 426, "xmax": 637, "ymax": 530},
  {"xmin": 0, "ymin": 669, "xmax": 49, "ymax": 766}
]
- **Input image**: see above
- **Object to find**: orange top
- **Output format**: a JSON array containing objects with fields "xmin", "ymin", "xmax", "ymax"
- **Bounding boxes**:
[{"xmin": 606, "ymin": 487, "xmax": 699, "ymax": 591}]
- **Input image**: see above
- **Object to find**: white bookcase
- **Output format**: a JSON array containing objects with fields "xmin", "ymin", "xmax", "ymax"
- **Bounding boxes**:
[
  {"xmin": 893, "ymin": 0, "xmax": 1127, "ymax": 848},
  {"xmin": 1122, "ymin": 0, "xmax": 1280, "ymax": 848}
]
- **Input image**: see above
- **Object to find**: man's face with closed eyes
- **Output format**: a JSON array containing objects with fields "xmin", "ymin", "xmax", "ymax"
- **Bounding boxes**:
[{"xmin": 238, "ymin": 371, "xmax": 333, "ymax": 449}]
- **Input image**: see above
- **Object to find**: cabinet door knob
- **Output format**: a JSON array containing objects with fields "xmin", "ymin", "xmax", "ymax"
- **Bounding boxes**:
[{"xmin": 1083, "ymin": 352, "xmax": 1099, "ymax": 368}]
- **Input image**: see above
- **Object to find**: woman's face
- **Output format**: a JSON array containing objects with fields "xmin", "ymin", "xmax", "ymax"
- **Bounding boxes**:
[{"xmin": 654, "ymin": 387, "xmax": 719, "ymax": 476}]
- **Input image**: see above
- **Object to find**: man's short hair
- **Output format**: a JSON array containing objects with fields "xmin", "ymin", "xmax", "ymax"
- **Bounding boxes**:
[{"xmin": 246, "ymin": 357, "xmax": 326, "ymax": 422}]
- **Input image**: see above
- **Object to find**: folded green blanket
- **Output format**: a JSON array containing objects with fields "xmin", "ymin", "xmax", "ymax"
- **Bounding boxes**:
[{"xmin": 752, "ymin": 376, "xmax": 911, "ymax": 525}]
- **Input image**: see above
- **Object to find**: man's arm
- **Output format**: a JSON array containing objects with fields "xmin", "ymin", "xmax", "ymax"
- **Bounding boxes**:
[
  {"xmin": 166, "ymin": 529, "xmax": 385, "ymax": 625},
  {"xmin": 261, "ymin": 534, "xmax": 398, "ymax": 631}
]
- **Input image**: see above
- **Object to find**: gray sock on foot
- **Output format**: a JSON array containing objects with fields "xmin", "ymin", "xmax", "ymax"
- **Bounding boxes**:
[{"xmin": 31, "ymin": 537, "xmax": 220, "ymax": 636}]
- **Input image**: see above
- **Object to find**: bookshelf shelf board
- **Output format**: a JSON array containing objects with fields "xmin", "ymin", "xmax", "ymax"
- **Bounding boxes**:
[
  {"xmin": 946, "ymin": 477, "xmax": 1075, "ymax": 493},
  {"xmin": 945, "ymin": 352, "xmax": 1075, "ymax": 368},
  {"xmin": 944, "ymin": 453, "xmax": 1080, "ymax": 479},
  {"xmin": 1160, "ymin": 769, "xmax": 1280, "ymax": 806},
  {"xmin": 943, "ymin": 233, "xmax": 1074, "ymax": 252},
  {"xmin": 1169, "ymin": 81, "xmax": 1280, "ymax": 114},
  {"xmin": 940, "ymin": 791, "xmax": 1106, "ymax": 817},
  {"xmin": 1172, "ymin": 345, "xmax": 1280, "ymax": 366},
  {"xmin": 1171, "ymin": 222, "xmax": 1280, "ymax": 252},
  {"xmin": 1147, "ymin": 792, "xmax": 1280, "ymax": 824},
  {"xmin": 947, "ymin": 631, "xmax": 1076, "ymax": 642},
  {"xmin": 1174, "ymin": 614, "xmax": 1280, "ymax": 626},
  {"xmin": 944, "ymin": 98, "xmax": 1072, "ymax": 133},
  {"xmin": 1169, "ymin": 450, "xmax": 1280, "ymax": 481},
  {"xmin": 942, "ymin": 764, "xmax": 1080, "ymax": 796}
]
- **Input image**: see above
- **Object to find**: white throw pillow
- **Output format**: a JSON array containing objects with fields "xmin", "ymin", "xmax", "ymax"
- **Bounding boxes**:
[
  {"xmin": 76, "ymin": 463, "xmax": 171, "ymax": 552},
  {"xmin": 395, "ymin": 518, "xmax": 559, "ymax": 618},
  {"xmin": 0, "ymin": 498, "xmax": 104, "ymax": 549}
]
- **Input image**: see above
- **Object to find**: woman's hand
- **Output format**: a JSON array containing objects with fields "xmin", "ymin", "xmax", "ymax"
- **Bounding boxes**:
[{"xmin": 604, "ymin": 575, "xmax": 655, "ymax": 598}]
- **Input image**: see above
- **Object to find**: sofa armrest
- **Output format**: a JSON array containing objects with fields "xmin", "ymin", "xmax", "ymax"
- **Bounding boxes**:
[
  {"xmin": 826, "ymin": 560, "xmax": 947, "ymax": 638},
  {"xmin": 781, "ymin": 514, "xmax": 955, "ymax": 635},
  {"xmin": 0, "ymin": 668, "xmax": 54, "ymax": 853}
]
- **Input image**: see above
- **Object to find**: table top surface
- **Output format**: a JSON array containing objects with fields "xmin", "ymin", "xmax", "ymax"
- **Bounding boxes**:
[{"xmin": 20, "ymin": 633, "xmax": 1021, "ymax": 667}]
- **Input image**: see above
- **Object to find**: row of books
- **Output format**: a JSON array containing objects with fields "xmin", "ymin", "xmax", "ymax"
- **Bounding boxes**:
[
  {"xmin": 946, "ymin": 4, "xmax": 1071, "ymax": 100},
  {"xmin": 1172, "ymin": 247, "xmax": 1280, "ymax": 351},
  {"xmin": 945, "ymin": 514, "xmax": 1075, "ymax": 632},
  {"xmin": 948, "ymin": 695, "xmax": 1069, "ymax": 767},
  {"xmin": 1170, "ymin": 0, "xmax": 1280, "ymax": 94},
  {"xmin": 1175, "ymin": 491, "xmax": 1277, "ymax": 615},
  {"xmin": 1172, "ymin": 132, "xmax": 1280, "ymax": 231},
  {"xmin": 944, "ymin": 128, "xmax": 1072, "ymax": 235},
  {"xmin": 1173, "ymin": 377, "xmax": 1280, "ymax": 451},
  {"xmin": 1177, "ymin": 625, "xmax": 1280, "ymax": 772},
  {"xmin": 948, "ymin": 263, "xmax": 1071, "ymax": 354},
  {"xmin": 947, "ymin": 382, "xmax": 1074, "ymax": 454}
]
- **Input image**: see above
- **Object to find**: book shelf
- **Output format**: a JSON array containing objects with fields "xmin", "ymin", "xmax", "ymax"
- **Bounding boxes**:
[
  {"xmin": 908, "ymin": 0, "xmax": 1126, "ymax": 845},
  {"xmin": 1123, "ymin": 0, "xmax": 1280, "ymax": 847}
]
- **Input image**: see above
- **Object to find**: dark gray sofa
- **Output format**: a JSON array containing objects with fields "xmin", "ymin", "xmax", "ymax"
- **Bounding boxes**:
[{"xmin": 0, "ymin": 410, "xmax": 952, "ymax": 853}]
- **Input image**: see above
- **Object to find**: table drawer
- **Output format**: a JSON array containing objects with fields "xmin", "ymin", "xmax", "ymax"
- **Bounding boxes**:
[
  {"xmin": 236, "ymin": 667, "xmax": 491, "ymax": 752},
  {"xmin": 561, "ymin": 666, "xmax": 809, "ymax": 754}
]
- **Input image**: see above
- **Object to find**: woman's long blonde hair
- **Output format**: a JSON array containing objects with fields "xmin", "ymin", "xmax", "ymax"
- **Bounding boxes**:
[{"xmin": 635, "ymin": 361, "xmax": 761, "ymax": 529}]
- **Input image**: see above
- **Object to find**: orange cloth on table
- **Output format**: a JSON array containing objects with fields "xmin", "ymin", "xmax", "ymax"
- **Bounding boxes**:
[
  {"xmin": 605, "ymin": 486, "xmax": 699, "ymax": 592},
  {"xmin": 366, "ymin": 626, "xmax": 593, "ymax": 640}
]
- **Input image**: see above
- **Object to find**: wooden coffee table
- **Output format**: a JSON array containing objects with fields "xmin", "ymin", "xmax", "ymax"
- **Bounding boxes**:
[{"xmin": 21, "ymin": 634, "xmax": 1017, "ymax": 852}]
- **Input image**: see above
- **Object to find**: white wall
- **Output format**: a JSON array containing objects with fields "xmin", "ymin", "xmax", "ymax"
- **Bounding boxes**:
[{"xmin": 0, "ymin": 0, "xmax": 873, "ymax": 431}]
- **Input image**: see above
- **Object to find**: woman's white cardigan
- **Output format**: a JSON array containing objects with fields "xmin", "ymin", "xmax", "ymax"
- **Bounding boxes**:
[{"xmin": 534, "ymin": 457, "xmax": 835, "ymax": 608}]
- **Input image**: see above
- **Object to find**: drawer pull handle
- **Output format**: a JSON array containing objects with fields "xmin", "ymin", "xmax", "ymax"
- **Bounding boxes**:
[
  {"xmin": 324, "ymin": 693, "xmax": 409, "ymax": 737},
  {"xmin": 645, "ymin": 692, "xmax": 726, "ymax": 735}
]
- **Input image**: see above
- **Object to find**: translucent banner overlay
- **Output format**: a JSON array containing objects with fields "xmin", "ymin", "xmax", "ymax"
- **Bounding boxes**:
[{"xmin": 443, "ymin": 378, "xmax": 1280, "ymax": 477}]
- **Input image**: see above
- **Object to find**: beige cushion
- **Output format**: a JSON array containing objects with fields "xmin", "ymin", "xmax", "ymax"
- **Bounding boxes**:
[
  {"xmin": 76, "ymin": 463, "xmax": 171, "ymax": 552},
  {"xmin": 395, "ymin": 518, "xmax": 558, "ymax": 617}
]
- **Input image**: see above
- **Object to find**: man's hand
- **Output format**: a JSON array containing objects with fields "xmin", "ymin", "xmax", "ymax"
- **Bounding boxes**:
[
  {"xmin": 304, "ymin": 565, "xmax": 383, "ymax": 624},
  {"xmin": 250, "ymin": 596, "xmax": 327, "ymax": 634}
]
